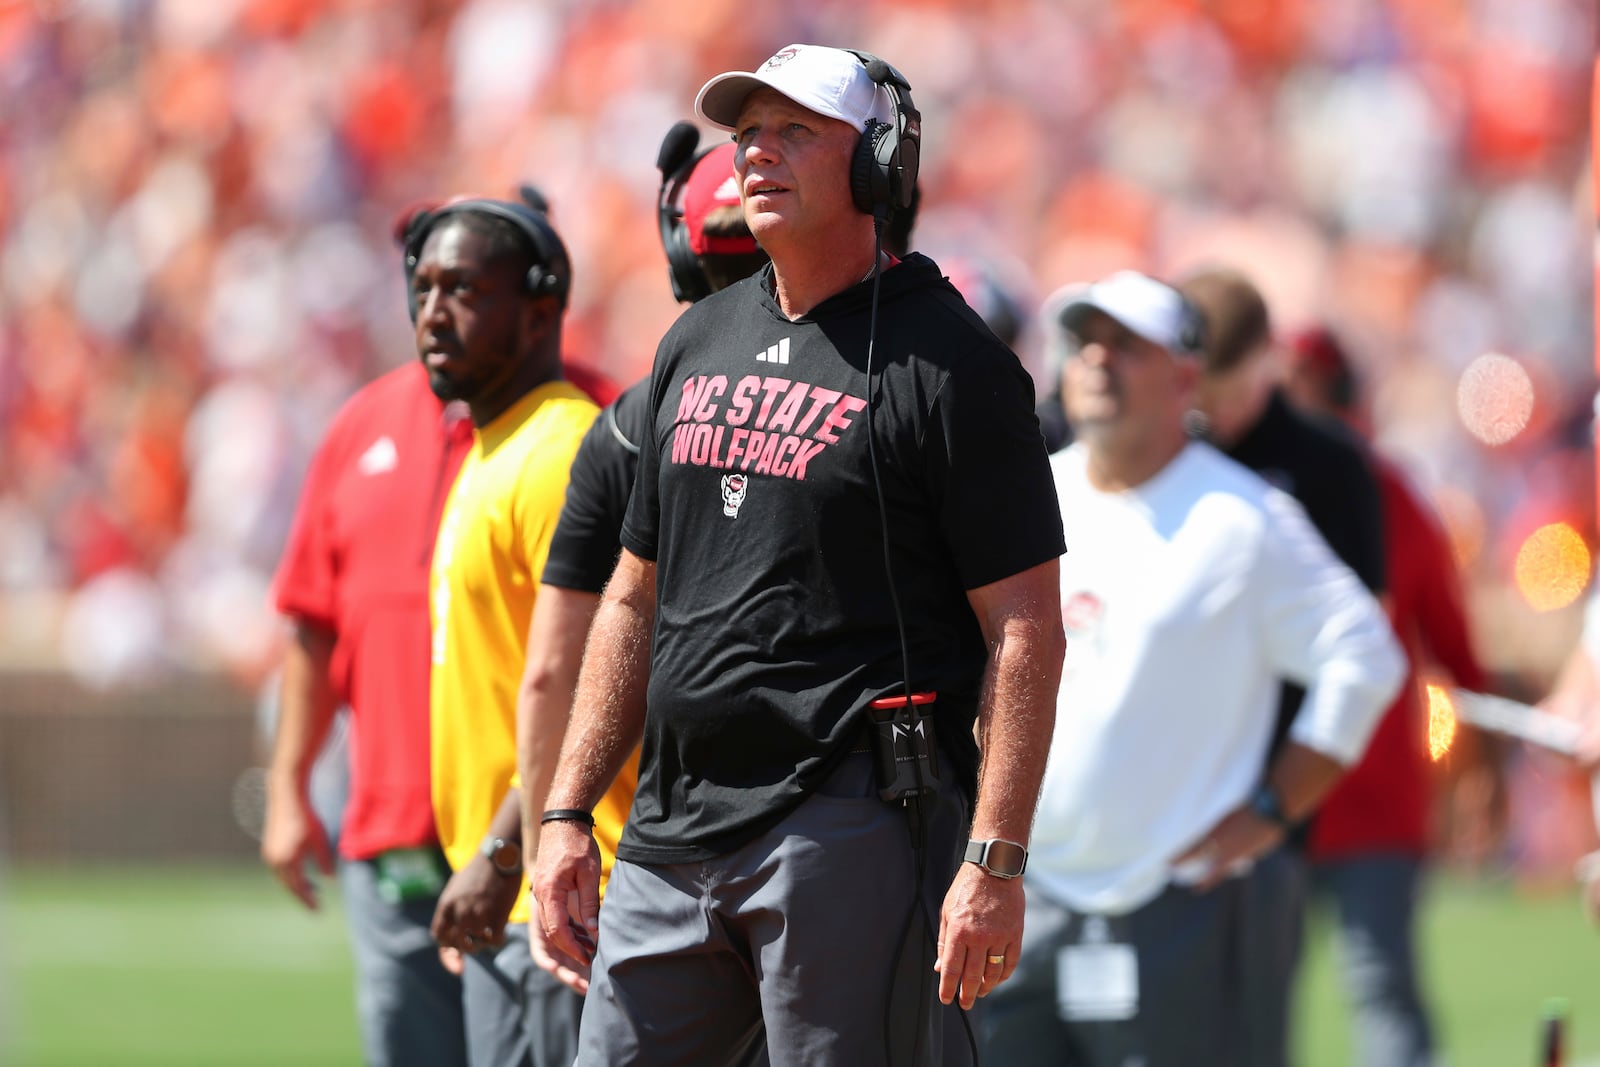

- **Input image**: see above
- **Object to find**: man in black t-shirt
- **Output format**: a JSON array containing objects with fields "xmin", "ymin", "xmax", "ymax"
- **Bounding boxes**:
[
  {"xmin": 530, "ymin": 43, "xmax": 1065, "ymax": 1066},
  {"xmin": 1178, "ymin": 265, "xmax": 1387, "ymax": 1067},
  {"xmin": 1179, "ymin": 269, "xmax": 1384, "ymax": 594}
]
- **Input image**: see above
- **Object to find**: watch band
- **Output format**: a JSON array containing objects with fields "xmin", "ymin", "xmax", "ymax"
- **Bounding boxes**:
[
  {"xmin": 1248, "ymin": 782, "xmax": 1293, "ymax": 831},
  {"xmin": 963, "ymin": 837, "xmax": 1029, "ymax": 879}
]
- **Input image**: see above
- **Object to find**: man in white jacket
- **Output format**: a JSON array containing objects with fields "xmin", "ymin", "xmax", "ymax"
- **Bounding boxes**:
[{"xmin": 982, "ymin": 271, "xmax": 1403, "ymax": 1067}]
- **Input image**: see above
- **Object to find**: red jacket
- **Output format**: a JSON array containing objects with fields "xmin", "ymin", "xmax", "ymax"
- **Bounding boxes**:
[
  {"xmin": 272, "ymin": 363, "xmax": 472, "ymax": 859},
  {"xmin": 1309, "ymin": 456, "xmax": 1488, "ymax": 860}
]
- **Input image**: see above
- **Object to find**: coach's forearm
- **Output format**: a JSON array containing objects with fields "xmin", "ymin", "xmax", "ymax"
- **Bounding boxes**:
[
  {"xmin": 970, "ymin": 623, "xmax": 1063, "ymax": 842},
  {"xmin": 1266, "ymin": 742, "xmax": 1345, "ymax": 825},
  {"xmin": 518, "ymin": 587, "xmax": 602, "ymax": 847},
  {"xmin": 966, "ymin": 561, "xmax": 1065, "ymax": 845},
  {"xmin": 544, "ymin": 553, "xmax": 654, "ymax": 814}
]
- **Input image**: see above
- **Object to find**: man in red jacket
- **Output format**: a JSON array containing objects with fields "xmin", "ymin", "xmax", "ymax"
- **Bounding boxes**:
[
  {"xmin": 1285, "ymin": 324, "xmax": 1501, "ymax": 1067},
  {"xmin": 265, "ymin": 354, "xmax": 474, "ymax": 1067}
]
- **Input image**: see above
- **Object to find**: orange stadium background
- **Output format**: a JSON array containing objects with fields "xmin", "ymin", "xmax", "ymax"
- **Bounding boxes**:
[{"xmin": 0, "ymin": 1, "xmax": 1594, "ymax": 1064}]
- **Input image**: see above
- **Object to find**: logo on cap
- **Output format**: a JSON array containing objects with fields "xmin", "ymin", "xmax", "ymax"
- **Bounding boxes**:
[{"xmin": 765, "ymin": 48, "xmax": 798, "ymax": 69}]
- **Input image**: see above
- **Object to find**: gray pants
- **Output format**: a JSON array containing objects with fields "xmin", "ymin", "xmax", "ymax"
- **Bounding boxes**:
[
  {"xmin": 1314, "ymin": 854, "xmax": 1434, "ymax": 1067},
  {"xmin": 463, "ymin": 923, "xmax": 584, "ymax": 1067},
  {"xmin": 575, "ymin": 751, "xmax": 974, "ymax": 1066},
  {"xmin": 1240, "ymin": 846, "xmax": 1308, "ymax": 1066},
  {"xmin": 982, "ymin": 847, "xmax": 1307, "ymax": 1067},
  {"xmin": 339, "ymin": 856, "xmax": 467, "ymax": 1067}
]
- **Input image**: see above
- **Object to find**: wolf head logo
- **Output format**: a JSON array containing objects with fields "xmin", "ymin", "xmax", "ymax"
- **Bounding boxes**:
[{"xmin": 721, "ymin": 473, "xmax": 748, "ymax": 518}]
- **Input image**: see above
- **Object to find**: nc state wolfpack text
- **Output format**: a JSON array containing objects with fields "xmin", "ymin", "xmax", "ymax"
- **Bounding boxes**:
[{"xmin": 672, "ymin": 373, "xmax": 868, "ymax": 481}]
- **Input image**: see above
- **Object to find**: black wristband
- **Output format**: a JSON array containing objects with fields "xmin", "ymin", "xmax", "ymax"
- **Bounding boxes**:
[{"xmin": 540, "ymin": 808, "xmax": 595, "ymax": 828}]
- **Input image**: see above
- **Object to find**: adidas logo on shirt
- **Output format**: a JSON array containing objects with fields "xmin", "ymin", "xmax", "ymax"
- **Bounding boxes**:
[{"xmin": 756, "ymin": 338, "xmax": 791, "ymax": 365}]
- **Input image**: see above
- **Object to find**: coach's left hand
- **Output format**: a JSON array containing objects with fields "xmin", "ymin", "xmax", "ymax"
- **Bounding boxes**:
[{"xmin": 935, "ymin": 864, "xmax": 1024, "ymax": 1009}]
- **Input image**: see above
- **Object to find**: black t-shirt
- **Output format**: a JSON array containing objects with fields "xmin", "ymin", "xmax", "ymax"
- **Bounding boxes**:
[
  {"xmin": 618, "ymin": 253, "xmax": 1066, "ymax": 863},
  {"xmin": 541, "ymin": 381, "xmax": 651, "ymax": 593},
  {"xmin": 1225, "ymin": 390, "xmax": 1385, "ymax": 593}
]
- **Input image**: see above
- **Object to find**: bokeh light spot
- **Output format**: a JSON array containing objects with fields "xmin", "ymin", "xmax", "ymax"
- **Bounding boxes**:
[
  {"xmin": 1456, "ymin": 352, "xmax": 1533, "ymax": 446},
  {"xmin": 1426, "ymin": 684, "xmax": 1457, "ymax": 762},
  {"xmin": 1512, "ymin": 523, "xmax": 1591, "ymax": 612}
]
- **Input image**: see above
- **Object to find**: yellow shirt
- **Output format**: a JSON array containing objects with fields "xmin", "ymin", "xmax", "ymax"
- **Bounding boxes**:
[{"xmin": 430, "ymin": 381, "xmax": 597, "ymax": 925}]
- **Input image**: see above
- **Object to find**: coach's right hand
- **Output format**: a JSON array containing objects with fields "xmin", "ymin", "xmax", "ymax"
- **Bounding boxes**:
[{"xmin": 530, "ymin": 820, "xmax": 603, "ymax": 970}]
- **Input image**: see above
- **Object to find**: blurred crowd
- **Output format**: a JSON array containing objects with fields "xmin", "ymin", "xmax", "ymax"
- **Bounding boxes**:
[{"xmin": 0, "ymin": 0, "xmax": 1592, "ymax": 708}]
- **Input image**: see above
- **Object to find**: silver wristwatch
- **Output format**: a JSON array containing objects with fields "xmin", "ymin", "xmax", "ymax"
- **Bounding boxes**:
[
  {"xmin": 963, "ymin": 837, "xmax": 1028, "ymax": 879},
  {"xmin": 478, "ymin": 834, "xmax": 522, "ymax": 877}
]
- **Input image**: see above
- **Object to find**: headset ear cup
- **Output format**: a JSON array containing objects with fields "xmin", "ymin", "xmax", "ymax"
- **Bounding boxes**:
[
  {"xmin": 402, "ymin": 210, "xmax": 433, "ymax": 324},
  {"xmin": 666, "ymin": 220, "xmax": 709, "ymax": 304},
  {"xmin": 892, "ymin": 121, "xmax": 918, "ymax": 211},
  {"xmin": 675, "ymin": 229, "xmax": 711, "ymax": 304},
  {"xmin": 874, "ymin": 122, "xmax": 903, "ymax": 210},
  {"xmin": 405, "ymin": 246, "xmax": 419, "ymax": 324},
  {"xmin": 852, "ymin": 120, "xmax": 892, "ymax": 215},
  {"xmin": 527, "ymin": 263, "xmax": 556, "ymax": 297}
]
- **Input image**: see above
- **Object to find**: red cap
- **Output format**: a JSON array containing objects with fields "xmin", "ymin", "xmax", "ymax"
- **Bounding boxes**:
[
  {"xmin": 683, "ymin": 143, "xmax": 758, "ymax": 256},
  {"xmin": 1286, "ymin": 326, "xmax": 1351, "ymax": 380}
]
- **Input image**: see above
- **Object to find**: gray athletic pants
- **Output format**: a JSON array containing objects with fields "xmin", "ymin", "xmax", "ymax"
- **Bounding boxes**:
[
  {"xmin": 463, "ymin": 923, "xmax": 585, "ymax": 1067},
  {"xmin": 574, "ymin": 751, "xmax": 976, "ymax": 1066},
  {"xmin": 338, "ymin": 856, "xmax": 467, "ymax": 1067},
  {"xmin": 981, "ymin": 846, "xmax": 1307, "ymax": 1067}
]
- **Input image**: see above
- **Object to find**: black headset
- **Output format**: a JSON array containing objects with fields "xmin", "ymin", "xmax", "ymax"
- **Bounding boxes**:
[
  {"xmin": 844, "ymin": 50, "xmax": 921, "ymax": 220},
  {"xmin": 655, "ymin": 121, "xmax": 717, "ymax": 305},
  {"xmin": 401, "ymin": 197, "xmax": 572, "ymax": 322}
]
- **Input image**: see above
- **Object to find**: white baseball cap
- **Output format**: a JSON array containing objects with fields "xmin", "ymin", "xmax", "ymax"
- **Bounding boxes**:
[
  {"xmin": 1054, "ymin": 271, "xmax": 1206, "ymax": 355},
  {"xmin": 695, "ymin": 44, "xmax": 896, "ymax": 134}
]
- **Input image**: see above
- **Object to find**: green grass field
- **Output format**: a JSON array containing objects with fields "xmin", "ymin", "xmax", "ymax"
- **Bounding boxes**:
[{"xmin": 1, "ymin": 864, "xmax": 1593, "ymax": 1065}]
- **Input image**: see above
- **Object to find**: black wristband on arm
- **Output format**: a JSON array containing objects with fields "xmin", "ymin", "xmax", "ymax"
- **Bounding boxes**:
[{"xmin": 540, "ymin": 808, "xmax": 596, "ymax": 828}]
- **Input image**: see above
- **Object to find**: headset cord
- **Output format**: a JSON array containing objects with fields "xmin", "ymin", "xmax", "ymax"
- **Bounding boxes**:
[
  {"xmin": 863, "ymin": 217, "xmax": 915, "ymax": 719},
  {"xmin": 864, "ymin": 215, "xmax": 982, "ymax": 1067}
]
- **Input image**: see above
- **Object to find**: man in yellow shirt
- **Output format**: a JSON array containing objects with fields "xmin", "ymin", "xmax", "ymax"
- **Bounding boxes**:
[{"xmin": 405, "ymin": 194, "xmax": 597, "ymax": 1067}]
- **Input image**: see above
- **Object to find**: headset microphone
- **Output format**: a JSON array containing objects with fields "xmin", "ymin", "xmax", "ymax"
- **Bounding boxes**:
[{"xmin": 656, "ymin": 121, "xmax": 701, "ymax": 180}]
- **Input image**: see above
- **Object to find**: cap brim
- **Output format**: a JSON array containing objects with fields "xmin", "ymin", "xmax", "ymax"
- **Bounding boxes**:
[
  {"xmin": 1059, "ymin": 294, "xmax": 1175, "ymax": 351},
  {"xmin": 1058, "ymin": 295, "xmax": 1115, "ymax": 336},
  {"xmin": 695, "ymin": 73, "xmax": 768, "ymax": 131}
]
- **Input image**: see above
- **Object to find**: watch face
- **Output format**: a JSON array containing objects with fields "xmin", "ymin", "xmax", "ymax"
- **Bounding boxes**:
[
  {"xmin": 985, "ymin": 839, "xmax": 1027, "ymax": 877},
  {"xmin": 1251, "ymin": 785, "xmax": 1288, "ymax": 828},
  {"xmin": 488, "ymin": 840, "xmax": 521, "ymax": 873}
]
